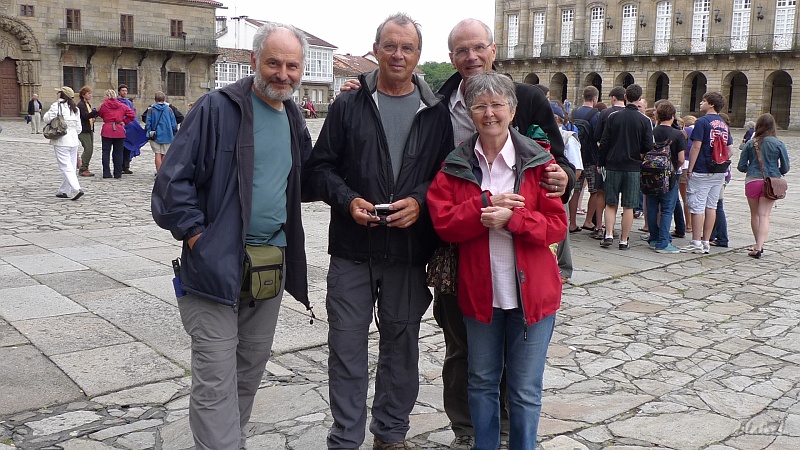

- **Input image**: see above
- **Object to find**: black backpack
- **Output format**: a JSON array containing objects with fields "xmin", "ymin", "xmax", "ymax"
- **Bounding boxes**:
[
  {"xmin": 571, "ymin": 108, "xmax": 599, "ymax": 164},
  {"xmin": 640, "ymin": 140, "xmax": 674, "ymax": 196}
]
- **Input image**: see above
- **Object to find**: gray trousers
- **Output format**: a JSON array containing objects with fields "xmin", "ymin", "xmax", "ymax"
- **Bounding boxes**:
[
  {"xmin": 557, "ymin": 204, "xmax": 573, "ymax": 279},
  {"xmin": 326, "ymin": 257, "xmax": 432, "ymax": 449},
  {"xmin": 178, "ymin": 289, "xmax": 283, "ymax": 450},
  {"xmin": 30, "ymin": 112, "xmax": 41, "ymax": 133}
]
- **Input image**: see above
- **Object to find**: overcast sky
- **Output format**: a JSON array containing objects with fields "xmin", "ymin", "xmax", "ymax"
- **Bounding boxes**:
[{"xmin": 216, "ymin": 0, "xmax": 496, "ymax": 63}]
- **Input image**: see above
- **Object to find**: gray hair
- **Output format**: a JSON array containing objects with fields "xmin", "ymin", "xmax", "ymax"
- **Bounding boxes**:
[
  {"xmin": 464, "ymin": 72, "xmax": 517, "ymax": 112},
  {"xmin": 744, "ymin": 120, "xmax": 756, "ymax": 130},
  {"xmin": 447, "ymin": 18, "xmax": 494, "ymax": 52},
  {"xmin": 375, "ymin": 13, "xmax": 422, "ymax": 50},
  {"xmin": 253, "ymin": 22, "xmax": 309, "ymax": 66}
]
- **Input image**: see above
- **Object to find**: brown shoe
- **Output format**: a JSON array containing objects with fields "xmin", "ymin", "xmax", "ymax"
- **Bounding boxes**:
[
  {"xmin": 79, "ymin": 170, "xmax": 95, "ymax": 177},
  {"xmin": 373, "ymin": 437, "xmax": 411, "ymax": 450}
]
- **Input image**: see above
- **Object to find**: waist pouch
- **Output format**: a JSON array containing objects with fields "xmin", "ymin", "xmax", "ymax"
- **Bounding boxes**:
[{"xmin": 241, "ymin": 245, "xmax": 284, "ymax": 300}]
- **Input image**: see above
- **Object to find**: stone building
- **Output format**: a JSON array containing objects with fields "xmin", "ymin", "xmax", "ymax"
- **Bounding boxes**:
[
  {"xmin": 4, "ymin": 0, "xmax": 219, "ymax": 117},
  {"xmin": 495, "ymin": 0, "xmax": 800, "ymax": 129}
]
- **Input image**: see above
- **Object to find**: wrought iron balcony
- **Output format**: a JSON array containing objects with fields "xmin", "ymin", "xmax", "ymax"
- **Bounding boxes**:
[
  {"xmin": 498, "ymin": 33, "xmax": 800, "ymax": 60},
  {"xmin": 57, "ymin": 28, "xmax": 218, "ymax": 54}
]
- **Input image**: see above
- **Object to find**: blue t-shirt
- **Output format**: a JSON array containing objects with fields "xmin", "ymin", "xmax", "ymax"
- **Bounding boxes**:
[
  {"xmin": 689, "ymin": 113, "xmax": 733, "ymax": 173},
  {"xmin": 246, "ymin": 92, "xmax": 291, "ymax": 247}
]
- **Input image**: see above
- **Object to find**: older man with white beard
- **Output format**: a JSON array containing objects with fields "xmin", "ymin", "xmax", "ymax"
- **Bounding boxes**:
[{"xmin": 152, "ymin": 22, "xmax": 314, "ymax": 450}]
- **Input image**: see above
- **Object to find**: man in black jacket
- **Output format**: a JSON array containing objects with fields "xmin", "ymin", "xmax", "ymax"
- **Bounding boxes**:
[
  {"xmin": 27, "ymin": 93, "xmax": 42, "ymax": 134},
  {"xmin": 599, "ymin": 84, "xmax": 654, "ymax": 250},
  {"xmin": 152, "ymin": 23, "xmax": 313, "ymax": 450},
  {"xmin": 305, "ymin": 13, "xmax": 453, "ymax": 450}
]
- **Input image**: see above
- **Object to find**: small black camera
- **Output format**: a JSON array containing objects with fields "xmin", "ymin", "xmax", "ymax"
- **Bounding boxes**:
[{"xmin": 371, "ymin": 204, "xmax": 392, "ymax": 224}]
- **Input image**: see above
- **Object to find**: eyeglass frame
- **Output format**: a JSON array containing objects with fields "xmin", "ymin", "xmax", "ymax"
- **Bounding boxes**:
[
  {"xmin": 469, "ymin": 101, "xmax": 510, "ymax": 114},
  {"xmin": 378, "ymin": 42, "xmax": 420, "ymax": 56},
  {"xmin": 450, "ymin": 43, "xmax": 492, "ymax": 59}
]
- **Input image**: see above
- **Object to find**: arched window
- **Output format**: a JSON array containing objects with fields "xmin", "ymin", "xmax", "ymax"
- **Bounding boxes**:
[{"xmin": 621, "ymin": 4, "xmax": 637, "ymax": 55}]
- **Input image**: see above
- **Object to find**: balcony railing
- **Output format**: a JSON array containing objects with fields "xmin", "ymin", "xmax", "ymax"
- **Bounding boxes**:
[
  {"xmin": 57, "ymin": 28, "xmax": 218, "ymax": 54},
  {"xmin": 498, "ymin": 33, "xmax": 800, "ymax": 60}
]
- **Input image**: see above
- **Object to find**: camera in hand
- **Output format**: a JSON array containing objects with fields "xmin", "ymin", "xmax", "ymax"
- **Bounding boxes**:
[{"xmin": 371, "ymin": 204, "xmax": 392, "ymax": 224}]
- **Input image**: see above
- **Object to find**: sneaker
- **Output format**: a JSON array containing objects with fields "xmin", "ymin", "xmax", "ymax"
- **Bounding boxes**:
[
  {"xmin": 649, "ymin": 242, "xmax": 657, "ymax": 250},
  {"xmin": 600, "ymin": 237, "xmax": 613, "ymax": 247},
  {"xmin": 702, "ymin": 241, "xmax": 711, "ymax": 254},
  {"xmin": 71, "ymin": 190, "xmax": 84, "ymax": 201},
  {"xmin": 450, "ymin": 435, "xmax": 474, "ymax": 449},
  {"xmin": 680, "ymin": 242, "xmax": 705, "ymax": 254},
  {"xmin": 373, "ymin": 437, "xmax": 411, "ymax": 450},
  {"xmin": 55, "ymin": 193, "xmax": 68, "ymax": 198},
  {"xmin": 619, "ymin": 242, "xmax": 630, "ymax": 250},
  {"xmin": 122, "ymin": 169, "xmax": 133, "ymax": 174},
  {"xmin": 640, "ymin": 234, "xmax": 650, "ymax": 241},
  {"xmin": 656, "ymin": 244, "xmax": 680, "ymax": 253}
]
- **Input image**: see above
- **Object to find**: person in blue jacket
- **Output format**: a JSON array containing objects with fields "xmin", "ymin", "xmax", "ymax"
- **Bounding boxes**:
[{"xmin": 144, "ymin": 91, "xmax": 177, "ymax": 174}]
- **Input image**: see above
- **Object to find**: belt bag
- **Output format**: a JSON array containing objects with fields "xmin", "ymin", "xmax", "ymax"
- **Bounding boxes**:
[{"xmin": 242, "ymin": 245, "xmax": 284, "ymax": 300}]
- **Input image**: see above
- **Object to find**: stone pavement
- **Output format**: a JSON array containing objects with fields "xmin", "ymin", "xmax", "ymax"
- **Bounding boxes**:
[{"xmin": 1, "ymin": 117, "xmax": 799, "ymax": 449}]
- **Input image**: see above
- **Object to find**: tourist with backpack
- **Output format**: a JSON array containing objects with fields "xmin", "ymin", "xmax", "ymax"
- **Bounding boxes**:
[
  {"xmin": 642, "ymin": 101, "xmax": 685, "ymax": 253},
  {"xmin": 681, "ymin": 92, "xmax": 733, "ymax": 254},
  {"xmin": 569, "ymin": 86, "xmax": 599, "ymax": 233}
]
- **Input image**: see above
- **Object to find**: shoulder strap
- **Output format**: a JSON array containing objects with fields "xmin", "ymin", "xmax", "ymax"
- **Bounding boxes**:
[{"xmin": 754, "ymin": 139, "xmax": 767, "ymax": 180}]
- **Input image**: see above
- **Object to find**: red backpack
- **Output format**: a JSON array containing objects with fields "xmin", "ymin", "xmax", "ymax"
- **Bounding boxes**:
[{"xmin": 708, "ymin": 127, "xmax": 731, "ymax": 173}]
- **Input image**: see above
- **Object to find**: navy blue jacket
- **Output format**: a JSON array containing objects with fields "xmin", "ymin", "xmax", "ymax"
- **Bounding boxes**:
[{"xmin": 151, "ymin": 76, "xmax": 312, "ymax": 310}]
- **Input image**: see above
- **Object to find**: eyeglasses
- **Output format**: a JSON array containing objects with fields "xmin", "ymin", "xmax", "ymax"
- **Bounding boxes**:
[
  {"xmin": 451, "ymin": 44, "xmax": 490, "ymax": 59},
  {"xmin": 379, "ymin": 43, "xmax": 419, "ymax": 56},
  {"xmin": 470, "ymin": 102, "xmax": 508, "ymax": 114}
]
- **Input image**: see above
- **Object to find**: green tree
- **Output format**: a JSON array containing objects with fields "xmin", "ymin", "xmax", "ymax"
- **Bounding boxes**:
[{"xmin": 417, "ymin": 61, "xmax": 456, "ymax": 92}]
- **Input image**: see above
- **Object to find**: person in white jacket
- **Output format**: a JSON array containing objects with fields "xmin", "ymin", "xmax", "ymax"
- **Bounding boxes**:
[{"xmin": 43, "ymin": 86, "xmax": 84, "ymax": 200}]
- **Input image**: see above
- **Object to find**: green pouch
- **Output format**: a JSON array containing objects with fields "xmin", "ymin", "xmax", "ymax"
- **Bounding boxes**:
[{"xmin": 242, "ymin": 245, "xmax": 284, "ymax": 300}]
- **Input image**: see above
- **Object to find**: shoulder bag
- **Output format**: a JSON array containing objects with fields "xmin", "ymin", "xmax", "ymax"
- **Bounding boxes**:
[
  {"xmin": 754, "ymin": 139, "xmax": 788, "ymax": 200},
  {"xmin": 43, "ymin": 103, "xmax": 68, "ymax": 139}
]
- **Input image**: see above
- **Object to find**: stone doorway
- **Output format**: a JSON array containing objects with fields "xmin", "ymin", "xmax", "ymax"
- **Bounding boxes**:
[
  {"xmin": 550, "ymin": 72, "xmax": 567, "ymax": 103},
  {"xmin": 765, "ymin": 71, "xmax": 791, "ymax": 129},
  {"xmin": 723, "ymin": 71, "xmax": 747, "ymax": 127},
  {"xmin": 0, "ymin": 57, "xmax": 19, "ymax": 116},
  {"xmin": 585, "ymin": 72, "xmax": 602, "ymax": 98},
  {"xmin": 683, "ymin": 72, "xmax": 707, "ymax": 116}
]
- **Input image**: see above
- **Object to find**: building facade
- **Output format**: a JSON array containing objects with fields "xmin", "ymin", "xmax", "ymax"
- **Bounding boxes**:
[
  {"xmin": 495, "ymin": 0, "xmax": 800, "ymax": 129},
  {"xmin": 214, "ymin": 16, "xmax": 336, "ymax": 104},
  {"xmin": 5, "ymin": 0, "xmax": 219, "ymax": 116}
]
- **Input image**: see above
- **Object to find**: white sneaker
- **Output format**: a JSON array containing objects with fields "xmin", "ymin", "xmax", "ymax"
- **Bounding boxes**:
[
  {"xmin": 702, "ymin": 241, "xmax": 710, "ymax": 254},
  {"xmin": 680, "ymin": 242, "xmax": 705, "ymax": 254}
]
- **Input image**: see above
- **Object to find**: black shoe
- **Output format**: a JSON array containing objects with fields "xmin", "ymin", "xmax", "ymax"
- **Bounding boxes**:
[
  {"xmin": 103, "ymin": 175, "xmax": 112, "ymax": 179},
  {"xmin": 55, "ymin": 193, "xmax": 68, "ymax": 198},
  {"xmin": 600, "ymin": 237, "xmax": 613, "ymax": 247},
  {"xmin": 71, "ymin": 190, "xmax": 84, "ymax": 201},
  {"xmin": 671, "ymin": 231, "xmax": 685, "ymax": 238},
  {"xmin": 122, "ymin": 169, "xmax": 133, "ymax": 174},
  {"xmin": 619, "ymin": 242, "xmax": 630, "ymax": 250}
]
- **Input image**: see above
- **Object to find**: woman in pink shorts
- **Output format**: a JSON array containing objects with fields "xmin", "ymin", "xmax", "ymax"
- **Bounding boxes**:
[{"xmin": 737, "ymin": 113, "xmax": 790, "ymax": 258}]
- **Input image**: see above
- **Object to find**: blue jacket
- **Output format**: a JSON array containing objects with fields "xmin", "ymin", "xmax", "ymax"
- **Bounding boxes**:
[
  {"xmin": 738, "ymin": 136, "xmax": 790, "ymax": 179},
  {"xmin": 145, "ymin": 102, "xmax": 177, "ymax": 144},
  {"xmin": 151, "ymin": 76, "xmax": 312, "ymax": 311}
]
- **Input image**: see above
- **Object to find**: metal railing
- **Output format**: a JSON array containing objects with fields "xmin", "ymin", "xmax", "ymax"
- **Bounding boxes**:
[
  {"xmin": 498, "ymin": 33, "xmax": 800, "ymax": 60},
  {"xmin": 57, "ymin": 29, "xmax": 218, "ymax": 54}
]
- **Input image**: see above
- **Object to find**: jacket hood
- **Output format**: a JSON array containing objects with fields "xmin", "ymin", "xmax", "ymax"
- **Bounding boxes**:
[
  {"xmin": 151, "ymin": 102, "xmax": 170, "ymax": 112},
  {"xmin": 359, "ymin": 69, "xmax": 442, "ymax": 107},
  {"xmin": 104, "ymin": 98, "xmax": 123, "ymax": 109},
  {"xmin": 444, "ymin": 127, "xmax": 553, "ymax": 172}
]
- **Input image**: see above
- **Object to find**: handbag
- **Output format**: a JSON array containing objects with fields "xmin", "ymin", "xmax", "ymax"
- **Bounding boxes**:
[
  {"xmin": 426, "ymin": 243, "xmax": 458, "ymax": 295},
  {"xmin": 754, "ymin": 139, "xmax": 788, "ymax": 200},
  {"xmin": 43, "ymin": 103, "xmax": 68, "ymax": 139},
  {"xmin": 241, "ymin": 245, "xmax": 284, "ymax": 300}
]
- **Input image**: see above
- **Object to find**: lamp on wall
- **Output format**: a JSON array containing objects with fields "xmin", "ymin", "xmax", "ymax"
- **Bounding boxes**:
[
  {"xmin": 221, "ymin": 54, "xmax": 227, "ymax": 63},
  {"xmin": 757, "ymin": 5, "xmax": 764, "ymax": 20},
  {"xmin": 713, "ymin": 8, "xmax": 722, "ymax": 22},
  {"xmin": 606, "ymin": 16, "xmax": 613, "ymax": 29},
  {"xmin": 675, "ymin": 11, "xmax": 683, "ymax": 25},
  {"xmin": 639, "ymin": 13, "xmax": 647, "ymax": 28}
]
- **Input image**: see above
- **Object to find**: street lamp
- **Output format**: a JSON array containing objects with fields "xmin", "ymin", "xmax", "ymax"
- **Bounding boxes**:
[{"xmin": 675, "ymin": 11, "xmax": 683, "ymax": 25}]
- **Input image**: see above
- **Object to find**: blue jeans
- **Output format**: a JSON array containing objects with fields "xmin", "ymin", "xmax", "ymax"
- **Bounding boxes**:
[
  {"xmin": 710, "ymin": 198, "xmax": 728, "ymax": 245},
  {"xmin": 646, "ymin": 183, "xmax": 679, "ymax": 249},
  {"xmin": 672, "ymin": 195, "xmax": 686, "ymax": 236},
  {"xmin": 464, "ymin": 310, "xmax": 555, "ymax": 450}
]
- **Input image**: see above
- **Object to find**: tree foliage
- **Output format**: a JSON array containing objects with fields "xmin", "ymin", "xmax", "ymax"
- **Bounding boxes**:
[{"xmin": 417, "ymin": 61, "xmax": 456, "ymax": 92}]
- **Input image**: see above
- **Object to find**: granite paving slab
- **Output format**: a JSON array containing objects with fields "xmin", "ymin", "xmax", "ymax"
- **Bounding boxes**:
[
  {"xmin": 51, "ymin": 243, "xmax": 135, "ymax": 262},
  {"xmin": 0, "ymin": 284, "xmax": 87, "ymax": 321},
  {"xmin": 49, "ymin": 342, "xmax": 185, "ymax": 397},
  {"xmin": 2, "ymin": 252, "xmax": 87, "ymax": 275},
  {"xmin": 0, "ymin": 319, "xmax": 27, "ymax": 347},
  {"xmin": 0, "ymin": 345, "xmax": 83, "ymax": 416},
  {"xmin": 81, "ymin": 255, "xmax": 173, "ymax": 282},
  {"xmin": 0, "ymin": 261, "xmax": 39, "ymax": 289},
  {"xmin": 33, "ymin": 269, "xmax": 127, "ymax": 296},
  {"xmin": 12, "ymin": 312, "xmax": 134, "ymax": 356}
]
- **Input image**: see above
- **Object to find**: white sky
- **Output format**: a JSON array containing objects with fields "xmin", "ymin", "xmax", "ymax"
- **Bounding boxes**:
[{"xmin": 217, "ymin": 0, "xmax": 496, "ymax": 63}]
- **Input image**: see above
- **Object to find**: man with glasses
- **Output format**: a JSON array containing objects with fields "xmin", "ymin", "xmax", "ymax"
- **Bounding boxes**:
[
  {"xmin": 305, "ymin": 13, "xmax": 453, "ymax": 450},
  {"xmin": 435, "ymin": 18, "xmax": 573, "ymax": 449}
]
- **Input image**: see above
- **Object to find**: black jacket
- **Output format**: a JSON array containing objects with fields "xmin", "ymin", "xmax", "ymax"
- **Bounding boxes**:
[
  {"xmin": 438, "ymin": 71, "xmax": 575, "ymax": 203},
  {"xmin": 599, "ymin": 104, "xmax": 654, "ymax": 171},
  {"xmin": 77, "ymin": 99, "xmax": 98, "ymax": 133},
  {"xmin": 305, "ymin": 70, "xmax": 453, "ymax": 265},
  {"xmin": 152, "ymin": 76, "xmax": 312, "ymax": 310},
  {"xmin": 27, "ymin": 98, "xmax": 42, "ymax": 115}
]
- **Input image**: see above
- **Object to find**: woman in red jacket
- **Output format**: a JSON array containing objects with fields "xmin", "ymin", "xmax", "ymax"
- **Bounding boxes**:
[
  {"xmin": 427, "ymin": 72, "xmax": 567, "ymax": 450},
  {"xmin": 96, "ymin": 89, "xmax": 135, "ymax": 178}
]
